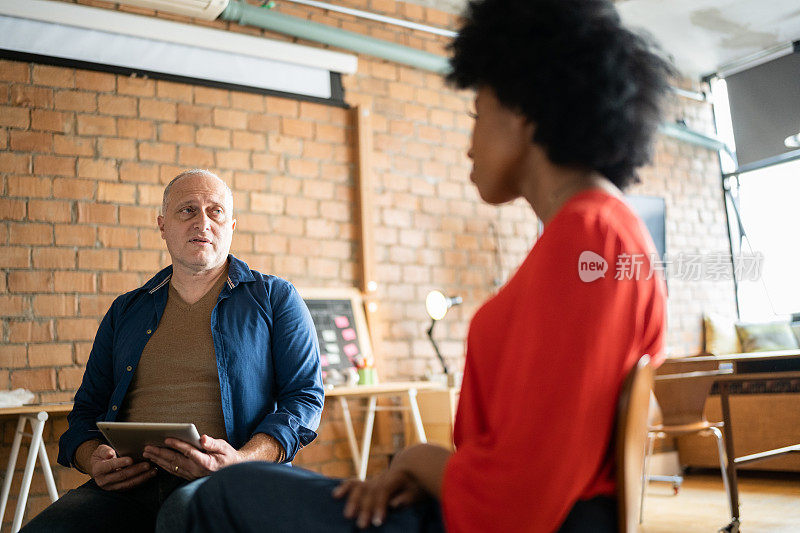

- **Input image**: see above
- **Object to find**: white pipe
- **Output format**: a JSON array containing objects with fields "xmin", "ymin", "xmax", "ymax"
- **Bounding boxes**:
[{"xmin": 282, "ymin": 0, "xmax": 457, "ymax": 37}]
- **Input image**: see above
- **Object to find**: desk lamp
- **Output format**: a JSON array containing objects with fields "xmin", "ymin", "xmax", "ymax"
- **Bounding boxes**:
[{"xmin": 425, "ymin": 290, "xmax": 462, "ymax": 375}]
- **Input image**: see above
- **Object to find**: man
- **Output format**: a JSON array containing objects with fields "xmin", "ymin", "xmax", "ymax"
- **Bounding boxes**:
[{"xmin": 23, "ymin": 169, "xmax": 324, "ymax": 532}]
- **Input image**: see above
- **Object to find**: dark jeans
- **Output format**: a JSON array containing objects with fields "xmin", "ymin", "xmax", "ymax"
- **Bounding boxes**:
[
  {"xmin": 179, "ymin": 462, "xmax": 617, "ymax": 533},
  {"xmin": 21, "ymin": 470, "xmax": 188, "ymax": 533}
]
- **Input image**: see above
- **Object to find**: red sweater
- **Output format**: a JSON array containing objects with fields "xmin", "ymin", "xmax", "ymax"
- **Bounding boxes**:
[{"xmin": 441, "ymin": 190, "xmax": 666, "ymax": 532}]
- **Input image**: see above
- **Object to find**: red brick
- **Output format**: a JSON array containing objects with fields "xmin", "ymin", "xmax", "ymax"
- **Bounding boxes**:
[
  {"xmin": 28, "ymin": 200, "xmax": 72, "ymax": 222},
  {"xmin": 250, "ymin": 193, "xmax": 284, "ymax": 214},
  {"xmin": 8, "ymin": 271, "xmax": 53, "ymax": 293},
  {"xmin": 99, "ymin": 272, "xmax": 141, "ymax": 294},
  {"xmin": 0, "ymin": 105, "xmax": 30, "ymax": 128},
  {"xmin": 9, "ymin": 222, "xmax": 53, "ymax": 245},
  {"xmin": 53, "ymin": 178, "xmax": 95, "ymax": 200},
  {"xmin": 77, "ymin": 202, "xmax": 118, "ymax": 224},
  {"xmin": 139, "ymin": 229, "xmax": 164, "ymax": 250},
  {"xmin": 265, "ymin": 97, "xmax": 298, "ymax": 117},
  {"xmin": 196, "ymin": 127, "xmax": 230, "ymax": 148},
  {"xmin": 119, "ymin": 161, "xmax": 159, "ymax": 183},
  {"xmin": 178, "ymin": 146, "xmax": 214, "ymax": 167},
  {"xmin": 57, "ymin": 318, "xmax": 99, "ymax": 341},
  {"xmin": 33, "ymin": 248, "xmax": 76, "ymax": 269},
  {"xmin": 0, "ymin": 246, "xmax": 30, "ymax": 268},
  {"xmin": 159, "ymin": 123, "xmax": 194, "ymax": 144},
  {"xmin": 54, "ymin": 225, "xmax": 97, "ymax": 246},
  {"xmin": 75, "ymin": 70, "xmax": 116, "ymax": 92},
  {"xmin": 0, "ymin": 60, "xmax": 30, "ymax": 82},
  {"xmin": 156, "ymin": 80, "xmax": 192, "ymax": 102},
  {"xmin": 77, "ymin": 158, "xmax": 118, "ymax": 181},
  {"xmin": 0, "ymin": 153, "xmax": 32, "ymax": 174},
  {"xmin": 268, "ymin": 135, "xmax": 301, "ymax": 155},
  {"xmin": 281, "ymin": 118, "xmax": 314, "ymax": 139},
  {"xmin": 78, "ymin": 249, "xmax": 120, "ymax": 270},
  {"xmin": 10, "ymin": 86, "xmax": 53, "ymax": 108},
  {"xmin": 98, "ymin": 138, "xmax": 136, "ymax": 159},
  {"xmin": 0, "ymin": 293, "xmax": 26, "ymax": 315},
  {"xmin": 33, "ymin": 155, "xmax": 75, "ymax": 177},
  {"xmin": 32, "ymin": 294, "xmax": 77, "ymax": 317},
  {"xmin": 139, "ymin": 142, "xmax": 176, "ymax": 163},
  {"xmin": 53, "ymin": 135, "xmax": 95, "ymax": 156},
  {"xmin": 79, "ymin": 295, "xmax": 117, "ymax": 317},
  {"xmin": 117, "ymin": 75, "xmax": 155, "ymax": 97},
  {"xmin": 139, "ymin": 99, "xmax": 177, "ymax": 121},
  {"xmin": 32, "ymin": 65, "xmax": 74, "ymax": 88},
  {"xmin": 213, "ymin": 108, "xmax": 247, "ymax": 129},
  {"xmin": 247, "ymin": 114, "xmax": 279, "ymax": 133},
  {"xmin": 97, "ymin": 94, "xmax": 137, "ymax": 117},
  {"xmin": 215, "ymin": 150, "xmax": 250, "ymax": 170},
  {"xmin": 119, "ymin": 206, "xmax": 157, "ymax": 227},
  {"xmin": 0, "ymin": 199, "xmax": 26, "ymax": 220},
  {"xmin": 54, "ymin": 271, "xmax": 96, "ymax": 293},
  {"xmin": 229, "ymin": 92, "xmax": 263, "ymax": 111},
  {"xmin": 98, "ymin": 226, "xmax": 138, "ymax": 248},
  {"xmin": 138, "ymin": 184, "xmax": 163, "ymax": 207},
  {"xmin": 232, "ymin": 131, "xmax": 265, "ymax": 151},
  {"xmin": 287, "ymin": 159, "xmax": 318, "ymax": 178},
  {"xmin": 121, "ymin": 250, "xmax": 161, "ymax": 272},
  {"xmin": 10, "ymin": 368, "xmax": 57, "ymax": 391},
  {"xmin": 0, "ymin": 127, "xmax": 6, "ymax": 149},
  {"xmin": 31, "ymin": 109, "xmax": 73, "ymax": 133},
  {"xmin": 194, "ymin": 87, "xmax": 229, "ymax": 106},
  {"xmin": 118, "ymin": 118, "xmax": 155, "ymax": 139},
  {"xmin": 58, "ymin": 366, "xmax": 86, "ymax": 389},
  {"xmin": 77, "ymin": 115, "xmax": 116, "ymax": 136},
  {"xmin": 9, "ymin": 131, "xmax": 51, "ymax": 152},
  {"xmin": 252, "ymin": 153, "xmax": 280, "ymax": 172},
  {"xmin": 28, "ymin": 344, "xmax": 73, "ymax": 367},
  {"xmin": 0, "ymin": 344, "xmax": 27, "ymax": 368},
  {"xmin": 177, "ymin": 104, "xmax": 212, "ymax": 125},
  {"xmin": 55, "ymin": 91, "xmax": 96, "ymax": 112}
]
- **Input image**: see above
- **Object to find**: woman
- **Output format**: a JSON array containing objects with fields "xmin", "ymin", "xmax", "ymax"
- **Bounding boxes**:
[{"xmin": 174, "ymin": 0, "xmax": 671, "ymax": 531}]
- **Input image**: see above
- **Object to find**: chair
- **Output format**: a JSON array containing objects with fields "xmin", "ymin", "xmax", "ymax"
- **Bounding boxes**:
[
  {"xmin": 615, "ymin": 355, "xmax": 655, "ymax": 533},
  {"xmin": 638, "ymin": 369, "xmax": 735, "ymax": 523}
]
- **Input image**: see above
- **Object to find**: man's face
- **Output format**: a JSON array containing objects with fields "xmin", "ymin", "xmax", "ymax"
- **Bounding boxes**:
[{"xmin": 157, "ymin": 173, "xmax": 236, "ymax": 274}]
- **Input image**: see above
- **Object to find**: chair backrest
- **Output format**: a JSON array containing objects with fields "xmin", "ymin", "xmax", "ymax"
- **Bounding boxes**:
[
  {"xmin": 615, "ymin": 355, "xmax": 654, "ymax": 533},
  {"xmin": 653, "ymin": 370, "xmax": 732, "ymax": 427}
]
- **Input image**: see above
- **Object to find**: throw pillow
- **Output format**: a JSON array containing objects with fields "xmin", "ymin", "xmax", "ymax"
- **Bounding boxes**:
[
  {"xmin": 703, "ymin": 313, "xmax": 740, "ymax": 355},
  {"xmin": 735, "ymin": 321, "xmax": 800, "ymax": 353}
]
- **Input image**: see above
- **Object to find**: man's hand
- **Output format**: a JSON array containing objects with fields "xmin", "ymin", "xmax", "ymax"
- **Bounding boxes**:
[
  {"xmin": 332, "ymin": 469, "xmax": 425, "ymax": 529},
  {"xmin": 142, "ymin": 434, "xmax": 242, "ymax": 481},
  {"xmin": 90, "ymin": 444, "xmax": 156, "ymax": 491}
]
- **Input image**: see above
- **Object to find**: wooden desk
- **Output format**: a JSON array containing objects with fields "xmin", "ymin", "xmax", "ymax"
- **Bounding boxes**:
[
  {"xmin": 0, "ymin": 403, "xmax": 73, "ymax": 532},
  {"xmin": 663, "ymin": 352, "xmax": 800, "ymax": 533},
  {"xmin": 326, "ymin": 382, "xmax": 442, "ymax": 479}
]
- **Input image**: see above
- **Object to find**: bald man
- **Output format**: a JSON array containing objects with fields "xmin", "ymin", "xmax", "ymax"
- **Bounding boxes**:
[{"xmin": 23, "ymin": 169, "xmax": 324, "ymax": 533}]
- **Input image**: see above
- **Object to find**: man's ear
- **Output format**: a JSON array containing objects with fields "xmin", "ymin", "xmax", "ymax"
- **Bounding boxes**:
[{"xmin": 157, "ymin": 215, "xmax": 165, "ymax": 238}]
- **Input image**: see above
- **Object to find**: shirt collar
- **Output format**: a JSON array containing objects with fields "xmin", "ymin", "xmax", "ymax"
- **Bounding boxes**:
[{"xmin": 143, "ymin": 254, "xmax": 255, "ymax": 295}]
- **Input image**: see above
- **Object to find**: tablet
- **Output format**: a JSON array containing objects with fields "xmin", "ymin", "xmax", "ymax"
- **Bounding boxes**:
[{"xmin": 96, "ymin": 422, "xmax": 203, "ymax": 462}]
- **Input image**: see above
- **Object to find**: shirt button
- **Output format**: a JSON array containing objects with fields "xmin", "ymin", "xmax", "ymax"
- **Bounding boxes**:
[
  {"xmin": 146, "ymin": 329, "xmax": 152, "ymax": 334},
  {"xmin": 126, "ymin": 366, "xmax": 132, "ymax": 371},
  {"xmin": 111, "ymin": 405, "xmax": 118, "ymax": 411}
]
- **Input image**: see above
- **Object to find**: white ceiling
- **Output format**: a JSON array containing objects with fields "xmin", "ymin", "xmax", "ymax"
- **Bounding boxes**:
[{"xmin": 416, "ymin": 0, "xmax": 800, "ymax": 79}]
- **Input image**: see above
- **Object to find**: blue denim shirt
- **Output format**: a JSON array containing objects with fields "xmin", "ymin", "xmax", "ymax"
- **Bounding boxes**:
[{"xmin": 58, "ymin": 255, "xmax": 324, "ymax": 468}]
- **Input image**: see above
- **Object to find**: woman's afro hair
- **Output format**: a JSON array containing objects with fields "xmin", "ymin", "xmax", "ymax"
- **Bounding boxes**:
[{"xmin": 447, "ymin": 0, "xmax": 675, "ymax": 189}]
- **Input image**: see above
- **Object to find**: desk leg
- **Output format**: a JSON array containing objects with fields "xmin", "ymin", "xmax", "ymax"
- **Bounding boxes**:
[
  {"xmin": 0, "ymin": 416, "xmax": 27, "ymax": 526},
  {"xmin": 719, "ymin": 383, "xmax": 740, "ymax": 532},
  {"xmin": 358, "ymin": 396, "xmax": 378, "ymax": 481},
  {"xmin": 406, "ymin": 388, "xmax": 427, "ymax": 443},
  {"xmin": 338, "ymin": 398, "xmax": 361, "ymax": 475},
  {"xmin": 38, "ymin": 438, "xmax": 58, "ymax": 503},
  {"xmin": 12, "ymin": 413, "xmax": 48, "ymax": 533}
]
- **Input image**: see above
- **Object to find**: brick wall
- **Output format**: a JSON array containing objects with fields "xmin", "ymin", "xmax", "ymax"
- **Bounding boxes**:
[{"xmin": 1, "ymin": 0, "xmax": 735, "ymax": 526}]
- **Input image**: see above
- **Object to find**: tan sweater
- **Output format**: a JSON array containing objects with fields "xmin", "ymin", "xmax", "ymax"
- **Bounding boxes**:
[{"xmin": 119, "ymin": 269, "xmax": 228, "ymax": 439}]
